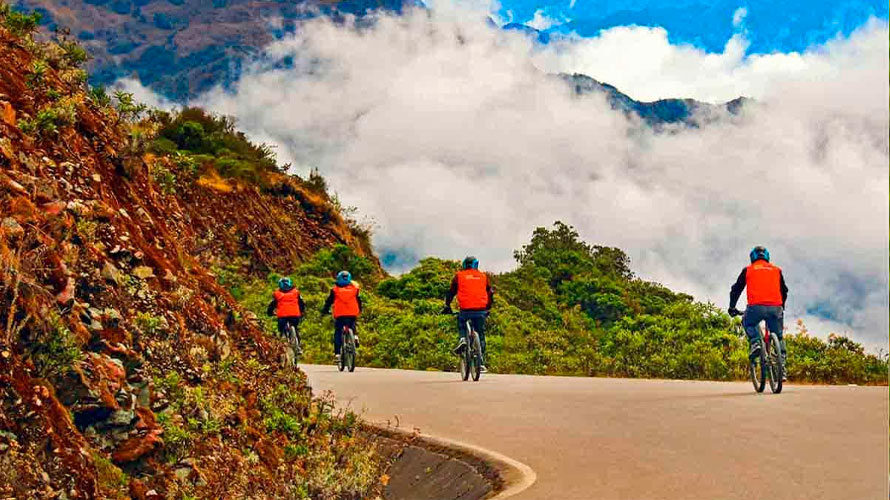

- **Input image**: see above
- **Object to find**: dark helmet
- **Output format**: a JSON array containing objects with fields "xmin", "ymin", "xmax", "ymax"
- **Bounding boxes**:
[
  {"xmin": 749, "ymin": 246, "xmax": 770, "ymax": 263},
  {"xmin": 336, "ymin": 270, "xmax": 352, "ymax": 286},
  {"xmin": 462, "ymin": 256, "xmax": 479, "ymax": 270},
  {"xmin": 278, "ymin": 277, "xmax": 294, "ymax": 291}
]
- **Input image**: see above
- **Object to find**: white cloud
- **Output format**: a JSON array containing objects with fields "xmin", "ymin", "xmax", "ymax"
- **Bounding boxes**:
[
  {"xmin": 526, "ymin": 9, "xmax": 562, "ymax": 30},
  {"xmin": 732, "ymin": 7, "xmax": 747, "ymax": 28},
  {"xmin": 186, "ymin": 9, "xmax": 889, "ymax": 350},
  {"xmin": 113, "ymin": 78, "xmax": 177, "ymax": 111}
]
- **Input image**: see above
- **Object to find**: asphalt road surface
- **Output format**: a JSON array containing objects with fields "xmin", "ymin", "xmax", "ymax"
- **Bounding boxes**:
[{"xmin": 303, "ymin": 365, "xmax": 888, "ymax": 500}]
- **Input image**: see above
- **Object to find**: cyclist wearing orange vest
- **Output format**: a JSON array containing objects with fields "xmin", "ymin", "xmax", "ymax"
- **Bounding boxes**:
[
  {"xmin": 442, "ymin": 256, "xmax": 494, "ymax": 371},
  {"xmin": 266, "ymin": 277, "xmax": 306, "ymax": 354},
  {"xmin": 321, "ymin": 270, "xmax": 363, "ymax": 362},
  {"xmin": 728, "ymin": 246, "xmax": 788, "ymax": 363}
]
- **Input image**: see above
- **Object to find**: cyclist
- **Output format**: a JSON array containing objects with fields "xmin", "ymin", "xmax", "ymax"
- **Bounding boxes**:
[
  {"xmin": 728, "ymin": 246, "xmax": 789, "ymax": 376},
  {"xmin": 442, "ymin": 256, "xmax": 494, "ymax": 372},
  {"xmin": 321, "ymin": 270, "xmax": 362, "ymax": 364},
  {"xmin": 266, "ymin": 277, "xmax": 305, "ymax": 354}
]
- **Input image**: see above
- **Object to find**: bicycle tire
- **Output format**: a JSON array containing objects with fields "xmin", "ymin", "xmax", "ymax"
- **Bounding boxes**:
[
  {"xmin": 338, "ymin": 336, "xmax": 346, "ymax": 372},
  {"xmin": 470, "ymin": 331, "xmax": 482, "ymax": 381},
  {"xmin": 459, "ymin": 334, "xmax": 470, "ymax": 381},
  {"xmin": 750, "ymin": 340, "xmax": 766, "ymax": 393},
  {"xmin": 767, "ymin": 337, "xmax": 783, "ymax": 394},
  {"xmin": 346, "ymin": 328, "xmax": 356, "ymax": 373}
]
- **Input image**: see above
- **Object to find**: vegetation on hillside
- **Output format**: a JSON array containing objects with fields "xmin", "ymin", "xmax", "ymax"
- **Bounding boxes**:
[
  {"xmin": 0, "ymin": 5, "xmax": 389, "ymax": 498},
  {"xmin": 221, "ymin": 223, "xmax": 888, "ymax": 385}
]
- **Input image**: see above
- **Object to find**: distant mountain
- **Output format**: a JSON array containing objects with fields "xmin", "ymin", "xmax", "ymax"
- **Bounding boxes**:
[
  {"xmin": 14, "ymin": 0, "xmax": 418, "ymax": 99},
  {"xmin": 561, "ymin": 73, "xmax": 748, "ymax": 126}
]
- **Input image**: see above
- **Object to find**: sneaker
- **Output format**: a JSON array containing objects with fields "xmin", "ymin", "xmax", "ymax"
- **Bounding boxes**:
[
  {"xmin": 334, "ymin": 354, "xmax": 341, "ymax": 364},
  {"xmin": 452, "ymin": 338, "xmax": 467, "ymax": 354},
  {"xmin": 748, "ymin": 342, "xmax": 762, "ymax": 359},
  {"xmin": 354, "ymin": 335, "xmax": 360, "ymax": 348},
  {"xmin": 480, "ymin": 365, "xmax": 488, "ymax": 373}
]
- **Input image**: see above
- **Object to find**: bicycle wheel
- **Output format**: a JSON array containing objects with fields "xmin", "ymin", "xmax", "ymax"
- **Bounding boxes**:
[
  {"xmin": 767, "ymin": 337, "xmax": 783, "ymax": 394},
  {"xmin": 346, "ymin": 329, "xmax": 356, "ymax": 373},
  {"xmin": 470, "ymin": 332, "xmax": 482, "ymax": 382},
  {"xmin": 284, "ymin": 324, "xmax": 298, "ymax": 367},
  {"xmin": 338, "ymin": 334, "xmax": 346, "ymax": 372},
  {"xmin": 750, "ymin": 340, "xmax": 766, "ymax": 393},
  {"xmin": 459, "ymin": 340, "xmax": 470, "ymax": 381}
]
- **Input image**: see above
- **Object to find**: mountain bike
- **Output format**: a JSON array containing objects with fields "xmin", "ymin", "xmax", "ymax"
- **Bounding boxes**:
[
  {"xmin": 338, "ymin": 324, "xmax": 356, "ymax": 373},
  {"xmin": 452, "ymin": 313, "xmax": 483, "ymax": 382},
  {"xmin": 731, "ymin": 310, "xmax": 783, "ymax": 393},
  {"xmin": 283, "ymin": 321, "xmax": 302, "ymax": 368}
]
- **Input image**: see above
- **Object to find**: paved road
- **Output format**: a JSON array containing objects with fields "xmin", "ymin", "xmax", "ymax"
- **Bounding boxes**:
[{"xmin": 303, "ymin": 365, "xmax": 888, "ymax": 500}]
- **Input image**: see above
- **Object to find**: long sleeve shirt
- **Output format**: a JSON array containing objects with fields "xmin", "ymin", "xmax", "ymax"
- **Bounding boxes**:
[
  {"xmin": 729, "ymin": 267, "xmax": 788, "ymax": 309},
  {"xmin": 444, "ymin": 275, "xmax": 494, "ymax": 311}
]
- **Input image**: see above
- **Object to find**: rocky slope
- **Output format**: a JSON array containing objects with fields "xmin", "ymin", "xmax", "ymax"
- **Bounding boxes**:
[{"xmin": 0, "ymin": 10, "xmax": 385, "ymax": 499}]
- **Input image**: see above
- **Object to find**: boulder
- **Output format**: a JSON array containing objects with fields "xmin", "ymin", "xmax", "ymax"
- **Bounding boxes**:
[
  {"xmin": 101, "ymin": 262, "xmax": 122, "ymax": 284},
  {"xmin": 132, "ymin": 266, "xmax": 154, "ymax": 279}
]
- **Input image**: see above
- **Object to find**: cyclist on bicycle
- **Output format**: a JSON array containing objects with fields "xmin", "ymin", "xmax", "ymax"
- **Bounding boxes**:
[
  {"xmin": 728, "ymin": 246, "xmax": 788, "ymax": 369},
  {"xmin": 267, "ymin": 277, "xmax": 305, "ymax": 354},
  {"xmin": 321, "ymin": 270, "xmax": 362, "ymax": 364},
  {"xmin": 442, "ymin": 256, "xmax": 494, "ymax": 372}
]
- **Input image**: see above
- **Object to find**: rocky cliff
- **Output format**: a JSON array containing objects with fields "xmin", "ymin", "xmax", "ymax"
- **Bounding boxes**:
[{"xmin": 0, "ymin": 10, "xmax": 384, "ymax": 499}]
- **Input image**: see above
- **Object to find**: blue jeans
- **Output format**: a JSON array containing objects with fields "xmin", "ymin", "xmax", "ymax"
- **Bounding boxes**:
[
  {"xmin": 458, "ymin": 311, "xmax": 487, "ymax": 361},
  {"xmin": 743, "ymin": 305, "xmax": 785, "ymax": 354}
]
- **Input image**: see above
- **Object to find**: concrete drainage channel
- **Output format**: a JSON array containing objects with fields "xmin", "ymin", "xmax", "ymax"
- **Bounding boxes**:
[{"xmin": 369, "ymin": 424, "xmax": 537, "ymax": 500}]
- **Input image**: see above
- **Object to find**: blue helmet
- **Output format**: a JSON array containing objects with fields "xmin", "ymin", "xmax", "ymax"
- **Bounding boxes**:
[
  {"xmin": 462, "ymin": 256, "xmax": 479, "ymax": 270},
  {"xmin": 278, "ymin": 277, "xmax": 294, "ymax": 291},
  {"xmin": 749, "ymin": 246, "xmax": 770, "ymax": 263},
  {"xmin": 336, "ymin": 270, "xmax": 352, "ymax": 287}
]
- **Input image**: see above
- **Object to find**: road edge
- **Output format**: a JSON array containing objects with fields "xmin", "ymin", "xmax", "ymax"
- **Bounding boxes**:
[{"xmin": 365, "ymin": 422, "xmax": 537, "ymax": 500}]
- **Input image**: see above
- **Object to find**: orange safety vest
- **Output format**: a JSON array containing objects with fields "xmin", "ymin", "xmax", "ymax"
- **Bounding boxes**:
[
  {"xmin": 746, "ymin": 260, "xmax": 783, "ymax": 306},
  {"xmin": 456, "ymin": 269, "xmax": 489, "ymax": 310},
  {"xmin": 273, "ymin": 289, "xmax": 303, "ymax": 318},
  {"xmin": 332, "ymin": 284, "xmax": 360, "ymax": 318}
]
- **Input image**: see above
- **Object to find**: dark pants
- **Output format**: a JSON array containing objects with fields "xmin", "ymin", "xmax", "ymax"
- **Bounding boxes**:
[
  {"xmin": 458, "ymin": 311, "xmax": 487, "ymax": 362},
  {"xmin": 743, "ymin": 305, "xmax": 785, "ymax": 354},
  {"xmin": 277, "ymin": 317, "xmax": 302, "ymax": 337},
  {"xmin": 334, "ymin": 316, "xmax": 357, "ymax": 354}
]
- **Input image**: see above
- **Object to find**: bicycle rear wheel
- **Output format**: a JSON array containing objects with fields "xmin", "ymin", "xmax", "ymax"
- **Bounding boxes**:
[
  {"xmin": 767, "ymin": 337, "xmax": 783, "ymax": 394},
  {"xmin": 470, "ymin": 332, "xmax": 482, "ymax": 382},
  {"xmin": 750, "ymin": 342, "xmax": 766, "ymax": 393},
  {"xmin": 459, "ymin": 342, "xmax": 470, "ymax": 381},
  {"xmin": 345, "ymin": 329, "xmax": 356, "ymax": 373},
  {"xmin": 285, "ymin": 324, "xmax": 299, "ymax": 367}
]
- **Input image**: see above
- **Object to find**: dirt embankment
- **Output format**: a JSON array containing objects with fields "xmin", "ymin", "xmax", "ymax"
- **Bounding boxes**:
[{"xmin": 0, "ymin": 19, "xmax": 383, "ymax": 499}]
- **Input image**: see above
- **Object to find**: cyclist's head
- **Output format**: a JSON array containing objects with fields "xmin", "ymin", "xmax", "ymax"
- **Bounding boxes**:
[
  {"xmin": 335, "ymin": 270, "xmax": 352, "ymax": 286},
  {"xmin": 749, "ymin": 246, "xmax": 770, "ymax": 263},
  {"xmin": 462, "ymin": 256, "xmax": 479, "ymax": 270},
  {"xmin": 278, "ymin": 277, "xmax": 294, "ymax": 292}
]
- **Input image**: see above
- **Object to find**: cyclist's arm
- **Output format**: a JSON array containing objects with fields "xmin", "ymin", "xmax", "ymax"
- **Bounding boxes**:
[
  {"xmin": 321, "ymin": 289, "xmax": 334, "ymax": 315},
  {"xmin": 444, "ymin": 276, "xmax": 458, "ymax": 308},
  {"xmin": 266, "ymin": 299, "xmax": 277, "ymax": 317},
  {"xmin": 298, "ymin": 295, "xmax": 306, "ymax": 315},
  {"xmin": 729, "ymin": 268, "xmax": 746, "ymax": 309},
  {"xmin": 485, "ymin": 282, "xmax": 494, "ymax": 310},
  {"xmin": 356, "ymin": 291, "xmax": 363, "ymax": 313},
  {"xmin": 780, "ymin": 271, "xmax": 788, "ymax": 308}
]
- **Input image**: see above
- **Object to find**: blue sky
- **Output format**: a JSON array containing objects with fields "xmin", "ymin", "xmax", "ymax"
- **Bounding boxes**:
[{"xmin": 494, "ymin": 0, "xmax": 889, "ymax": 53}]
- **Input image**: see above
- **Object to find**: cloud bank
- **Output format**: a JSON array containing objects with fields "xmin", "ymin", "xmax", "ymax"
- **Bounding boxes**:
[{"xmin": 184, "ymin": 10, "xmax": 887, "ymax": 349}]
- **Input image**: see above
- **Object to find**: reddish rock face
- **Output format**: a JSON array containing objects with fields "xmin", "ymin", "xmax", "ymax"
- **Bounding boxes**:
[{"xmin": 112, "ymin": 428, "xmax": 163, "ymax": 463}]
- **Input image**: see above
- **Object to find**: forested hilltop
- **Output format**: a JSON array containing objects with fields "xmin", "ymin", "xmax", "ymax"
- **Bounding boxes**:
[{"xmin": 225, "ymin": 223, "xmax": 888, "ymax": 385}]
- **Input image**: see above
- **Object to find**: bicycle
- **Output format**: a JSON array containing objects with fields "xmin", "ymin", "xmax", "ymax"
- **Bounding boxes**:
[
  {"xmin": 731, "ymin": 309, "xmax": 783, "ymax": 393},
  {"xmin": 338, "ymin": 324, "xmax": 356, "ymax": 373},
  {"xmin": 283, "ymin": 321, "xmax": 302, "ymax": 368},
  {"xmin": 450, "ymin": 312, "xmax": 483, "ymax": 382}
]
